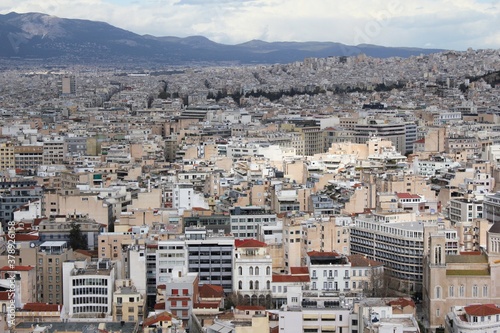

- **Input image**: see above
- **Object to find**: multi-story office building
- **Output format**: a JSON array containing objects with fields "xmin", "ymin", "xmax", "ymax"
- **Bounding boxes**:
[
  {"xmin": 42, "ymin": 136, "xmax": 67, "ymax": 165},
  {"xmin": 230, "ymin": 206, "xmax": 277, "ymax": 239},
  {"xmin": 62, "ymin": 258, "xmax": 115, "ymax": 318},
  {"xmin": 37, "ymin": 241, "xmax": 74, "ymax": 304},
  {"xmin": 65, "ymin": 136, "xmax": 88, "ymax": 157},
  {"xmin": 350, "ymin": 212, "xmax": 459, "ymax": 294},
  {"xmin": 182, "ymin": 211, "xmax": 231, "ymax": 234},
  {"xmin": 448, "ymin": 198, "xmax": 483, "ymax": 225},
  {"xmin": 59, "ymin": 75, "xmax": 76, "ymax": 95},
  {"xmin": 233, "ymin": 239, "xmax": 272, "ymax": 306},
  {"xmin": 14, "ymin": 145, "xmax": 44, "ymax": 172},
  {"xmin": 405, "ymin": 122, "xmax": 418, "ymax": 154},
  {"xmin": 354, "ymin": 120, "xmax": 407, "ymax": 155},
  {"xmin": 483, "ymin": 192, "xmax": 500, "ymax": 223},
  {"xmin": 186, "ymin": 229, "xmax": 234, "ymax": 293}
]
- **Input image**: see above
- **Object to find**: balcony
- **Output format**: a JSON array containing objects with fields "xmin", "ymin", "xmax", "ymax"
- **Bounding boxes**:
[{"xmin": 343, "ymin": 276, "xmax": 350, "ymax": 280}]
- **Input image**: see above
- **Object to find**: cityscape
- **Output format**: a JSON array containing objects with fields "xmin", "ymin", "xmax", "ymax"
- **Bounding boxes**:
[{"xmin": 1, "ymin": 4, "xmax": 500, "ymax": 333}]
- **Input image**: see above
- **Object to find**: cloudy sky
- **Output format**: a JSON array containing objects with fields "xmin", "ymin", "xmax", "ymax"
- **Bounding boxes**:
[{"xmin": 1, "ymin": 0, "xmax": 499, "ymax": 50}]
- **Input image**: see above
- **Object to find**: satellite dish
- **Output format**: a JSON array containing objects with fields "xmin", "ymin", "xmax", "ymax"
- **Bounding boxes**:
[{"xmin": 30, "ymin": 242, "xmax": 36, "ymax": 248}]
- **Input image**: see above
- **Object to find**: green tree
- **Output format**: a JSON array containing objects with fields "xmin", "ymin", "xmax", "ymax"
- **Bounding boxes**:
[{"xmin": 69, "ymin": 222, "xmax": 87, "ymax": 251}]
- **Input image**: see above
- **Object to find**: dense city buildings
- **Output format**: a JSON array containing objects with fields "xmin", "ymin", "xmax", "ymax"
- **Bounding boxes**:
[{"xmin": 1, "ymin": 48, "xmax": 500, "ymax": 332}]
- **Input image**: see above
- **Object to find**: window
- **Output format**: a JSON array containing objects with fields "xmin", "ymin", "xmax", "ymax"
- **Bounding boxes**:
[
  {"xmin": 459, "ymin": 285, "xmax": 465, "ymax": 297},
  {"xmin": 483, "ymin": 285, "xmax": 488, "ymax": 297},
  {"xmin": 249, "ymin": 281, "xmax": 253, "ymax": 290},
  {"xmin": 238, "ymin": 281, "xmax": 242, "ymax": 290},
  {"xmin": 266, "ymin": 266, "xmax": 271, "ymax": 275},
  {"xmin": 435, "ymin": 286, "xmax": 441, "ymax": 299},
  {"xmin": 249, "ymin": 267, "xmax": 253, "ymax": 275},
  {"xmin": 472, "ymin": 285, "xmax": 478, "ymax": 297},
  {"xmin": 255, "ymin": 267, "xmax": 259, "ymax": 275},
  {"xmin": 449, "ymin": 286, "xmax": 454, "ymax": 297}
]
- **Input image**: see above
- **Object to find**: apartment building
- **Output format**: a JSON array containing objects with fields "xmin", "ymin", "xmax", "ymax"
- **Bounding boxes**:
[
  {"xmin": 112, "ymin": 279, "xmax": 146, "ymax": 322},
  {"xmin": 62, "ymin": 258, "xmax": 115, "ymax": 318},
  {"xmin": 448, "ymin": 198, "xmax": 483, "ymax": 225},
  {"xmin": 445, "ymin": 304, "xmax": 500, "ymax": 333},
  {"xmin": 233, "ymin": 239, "xmax": 272, "ymax": 306},
  {"xmin": 0, "ymin": 142, "xmax": 15, "ymax": 170},
  {"xmin": 14, "ymin": 145, "xmax": 44, "ymax": 172},
  {"xmin": 229, "ymin": 206, "xmax": 277, "ymax": 239},
  {"xmin": 42, "ymin": 136, "xmax": 66, "ymax": 165},
  {"xmin": 37, "ymin": 241, "xmax": 75, "ymax": 304},
  {"xmin": 307, "ymin": 251, "xmax": 352, "ymax": 294}
]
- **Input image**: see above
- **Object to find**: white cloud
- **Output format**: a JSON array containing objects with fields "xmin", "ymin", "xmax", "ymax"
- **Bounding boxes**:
[{"xmin": 0, "ymin": 0, "xmax": 499, "ymax": 50}]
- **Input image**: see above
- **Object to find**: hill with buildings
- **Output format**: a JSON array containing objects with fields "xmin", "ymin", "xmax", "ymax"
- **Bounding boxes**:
[{"xmin": 0, "ymin": 12, "xmax": 445, "ymax": 64}]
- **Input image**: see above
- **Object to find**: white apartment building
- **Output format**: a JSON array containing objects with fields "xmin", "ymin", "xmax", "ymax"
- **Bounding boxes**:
[
  {"xmin": 233, "ymin": 239, "xmax": 272, "ymax": 306},
  {"xmin": 307, "ymin": 251, "xmax": 351, "ymax": 294},
  {"xmin": 62, "ymin": 259, "xmax": 115, "ymax": 318},
  {"xmin": 445, "ymin": 304, "xmax": 500, "ymax": 333},
  {"xmin": 156, "ymin": 240, "xmax": 187, "ymax": 284},
  {"xmin": 448, "ymin": 198, "xmax": 483, "ymax": 225},
  {"xmin": 230, "ymin": 206, "xmax": 277, "ymax": 239}
]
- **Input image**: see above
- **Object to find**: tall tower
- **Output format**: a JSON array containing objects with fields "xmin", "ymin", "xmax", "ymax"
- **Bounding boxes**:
[{"xmin": 59, "ymin": 75, "xmax": 76, "ymax": 95}]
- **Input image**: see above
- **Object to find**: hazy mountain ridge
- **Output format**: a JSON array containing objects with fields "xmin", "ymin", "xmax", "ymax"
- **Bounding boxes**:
[{"xmin": 0, "ymin": 12, "xmax": 445, "ymax": 64}]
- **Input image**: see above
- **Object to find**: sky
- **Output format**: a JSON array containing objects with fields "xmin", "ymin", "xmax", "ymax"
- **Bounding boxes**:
[{"xmin": 1, "ymin": 0, "xmax": 500, "ymax": 50}]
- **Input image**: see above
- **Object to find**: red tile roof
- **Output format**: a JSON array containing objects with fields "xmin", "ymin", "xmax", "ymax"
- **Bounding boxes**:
[
  {"xmin": 236, "ymin": 305, "xmax": 266, "ymax": 311},
  {"xmin": 307, "ymin": 250, "xmax": 340, "ymax": 257},
  {"xmin": 387, "ymin": 298, "xmax": 415, "ymax": 309},
  {"xmin": 0, "ymin": 265, "xmax": 34, "ymax": 271},
  {"xmin": 157, "ymin": 284, "xmax": 166, "ymax": 290},
  {"xmin": 167, "ymin": 297, "xmax": 190, "ymax": 301},
  {"xmin": 23, "ymin": 303, "xmax": 61, "ymax": 312},
  {"xmin": 290, "ymin": 267, "xmax": 309, "ymax": 275},
  {"xmin": 465, "ymin": 304, "xmax": 500, "ymax": 316},
  {"xmin": 235, "ymin": 239, "xmax": 267, "ymax": 248},
  {"xmin": 0, "ymin": 291, "xmax": 9, "ymax": 300},
  {"xmin": 194, "ymin": 302, "xmax": 219, "ymax": 309},
  {"xmin": 154, "ymin": 302, "xmax": 166, "ymax": 310},
  {"xmin": 348, "ymin": 254, "xmax": 384, "ymax": 267},
  {"xmin": 272, "ymin": 274, "xmax": 310, "ymax": 283},
  {"xmin": 414, "ymin": 138, "xmax": 425, "ymax": 144},
  {"xmin": 143, "ymin": 312, "xmax": 172, "ymax": 327},
  {"xmin": 199, "ymin": 284, "xmax": 224, "ymax": 298},
  {"xmin": 14, "ymin": 234, "xmax": 39, "ymax": 242},
  {"xmin": 396, "ymin": 192, "xmax": 421, "ymax": 199}
]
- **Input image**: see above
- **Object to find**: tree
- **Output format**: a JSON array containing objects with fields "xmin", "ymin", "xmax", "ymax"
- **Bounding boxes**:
[{"xmin": 69, "ymin": 222, "xmax": 87, "ymax": 251}]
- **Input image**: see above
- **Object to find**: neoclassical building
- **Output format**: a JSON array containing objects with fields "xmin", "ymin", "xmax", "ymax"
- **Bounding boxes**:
[
  {"xmin": 232, "ymin": 239, "xmax": 272, "ymax": 306},
  {"xmin": 423, "ymin": 222, "xmax": 500, "ymax": 332}
]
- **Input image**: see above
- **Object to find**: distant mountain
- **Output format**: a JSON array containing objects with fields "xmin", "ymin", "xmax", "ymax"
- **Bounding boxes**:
[{"xmin": 0, "ymin": 12, "xmax": 445, "ymax": 64}]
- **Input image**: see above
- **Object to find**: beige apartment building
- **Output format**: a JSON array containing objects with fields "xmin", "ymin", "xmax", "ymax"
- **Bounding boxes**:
[
  {"xmin": 14, "ymin": 145, "xmax": 43, "ymax": 171},
  {"xmin": 0, "ymin": 142, "xmax": 15, "ymax": 170},
  {"xmin": 37, "ymin": 241, "xmax": 75, "ymax": 304},
  {"xmin": 113, "ymin": 279, "xmax": 146, "ymax": 322}
]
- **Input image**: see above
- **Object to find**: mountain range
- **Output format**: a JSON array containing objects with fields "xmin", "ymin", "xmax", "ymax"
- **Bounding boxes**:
[{"xmin": 0, "ymin": 12, "xmax": 445, "ymax": 65}]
